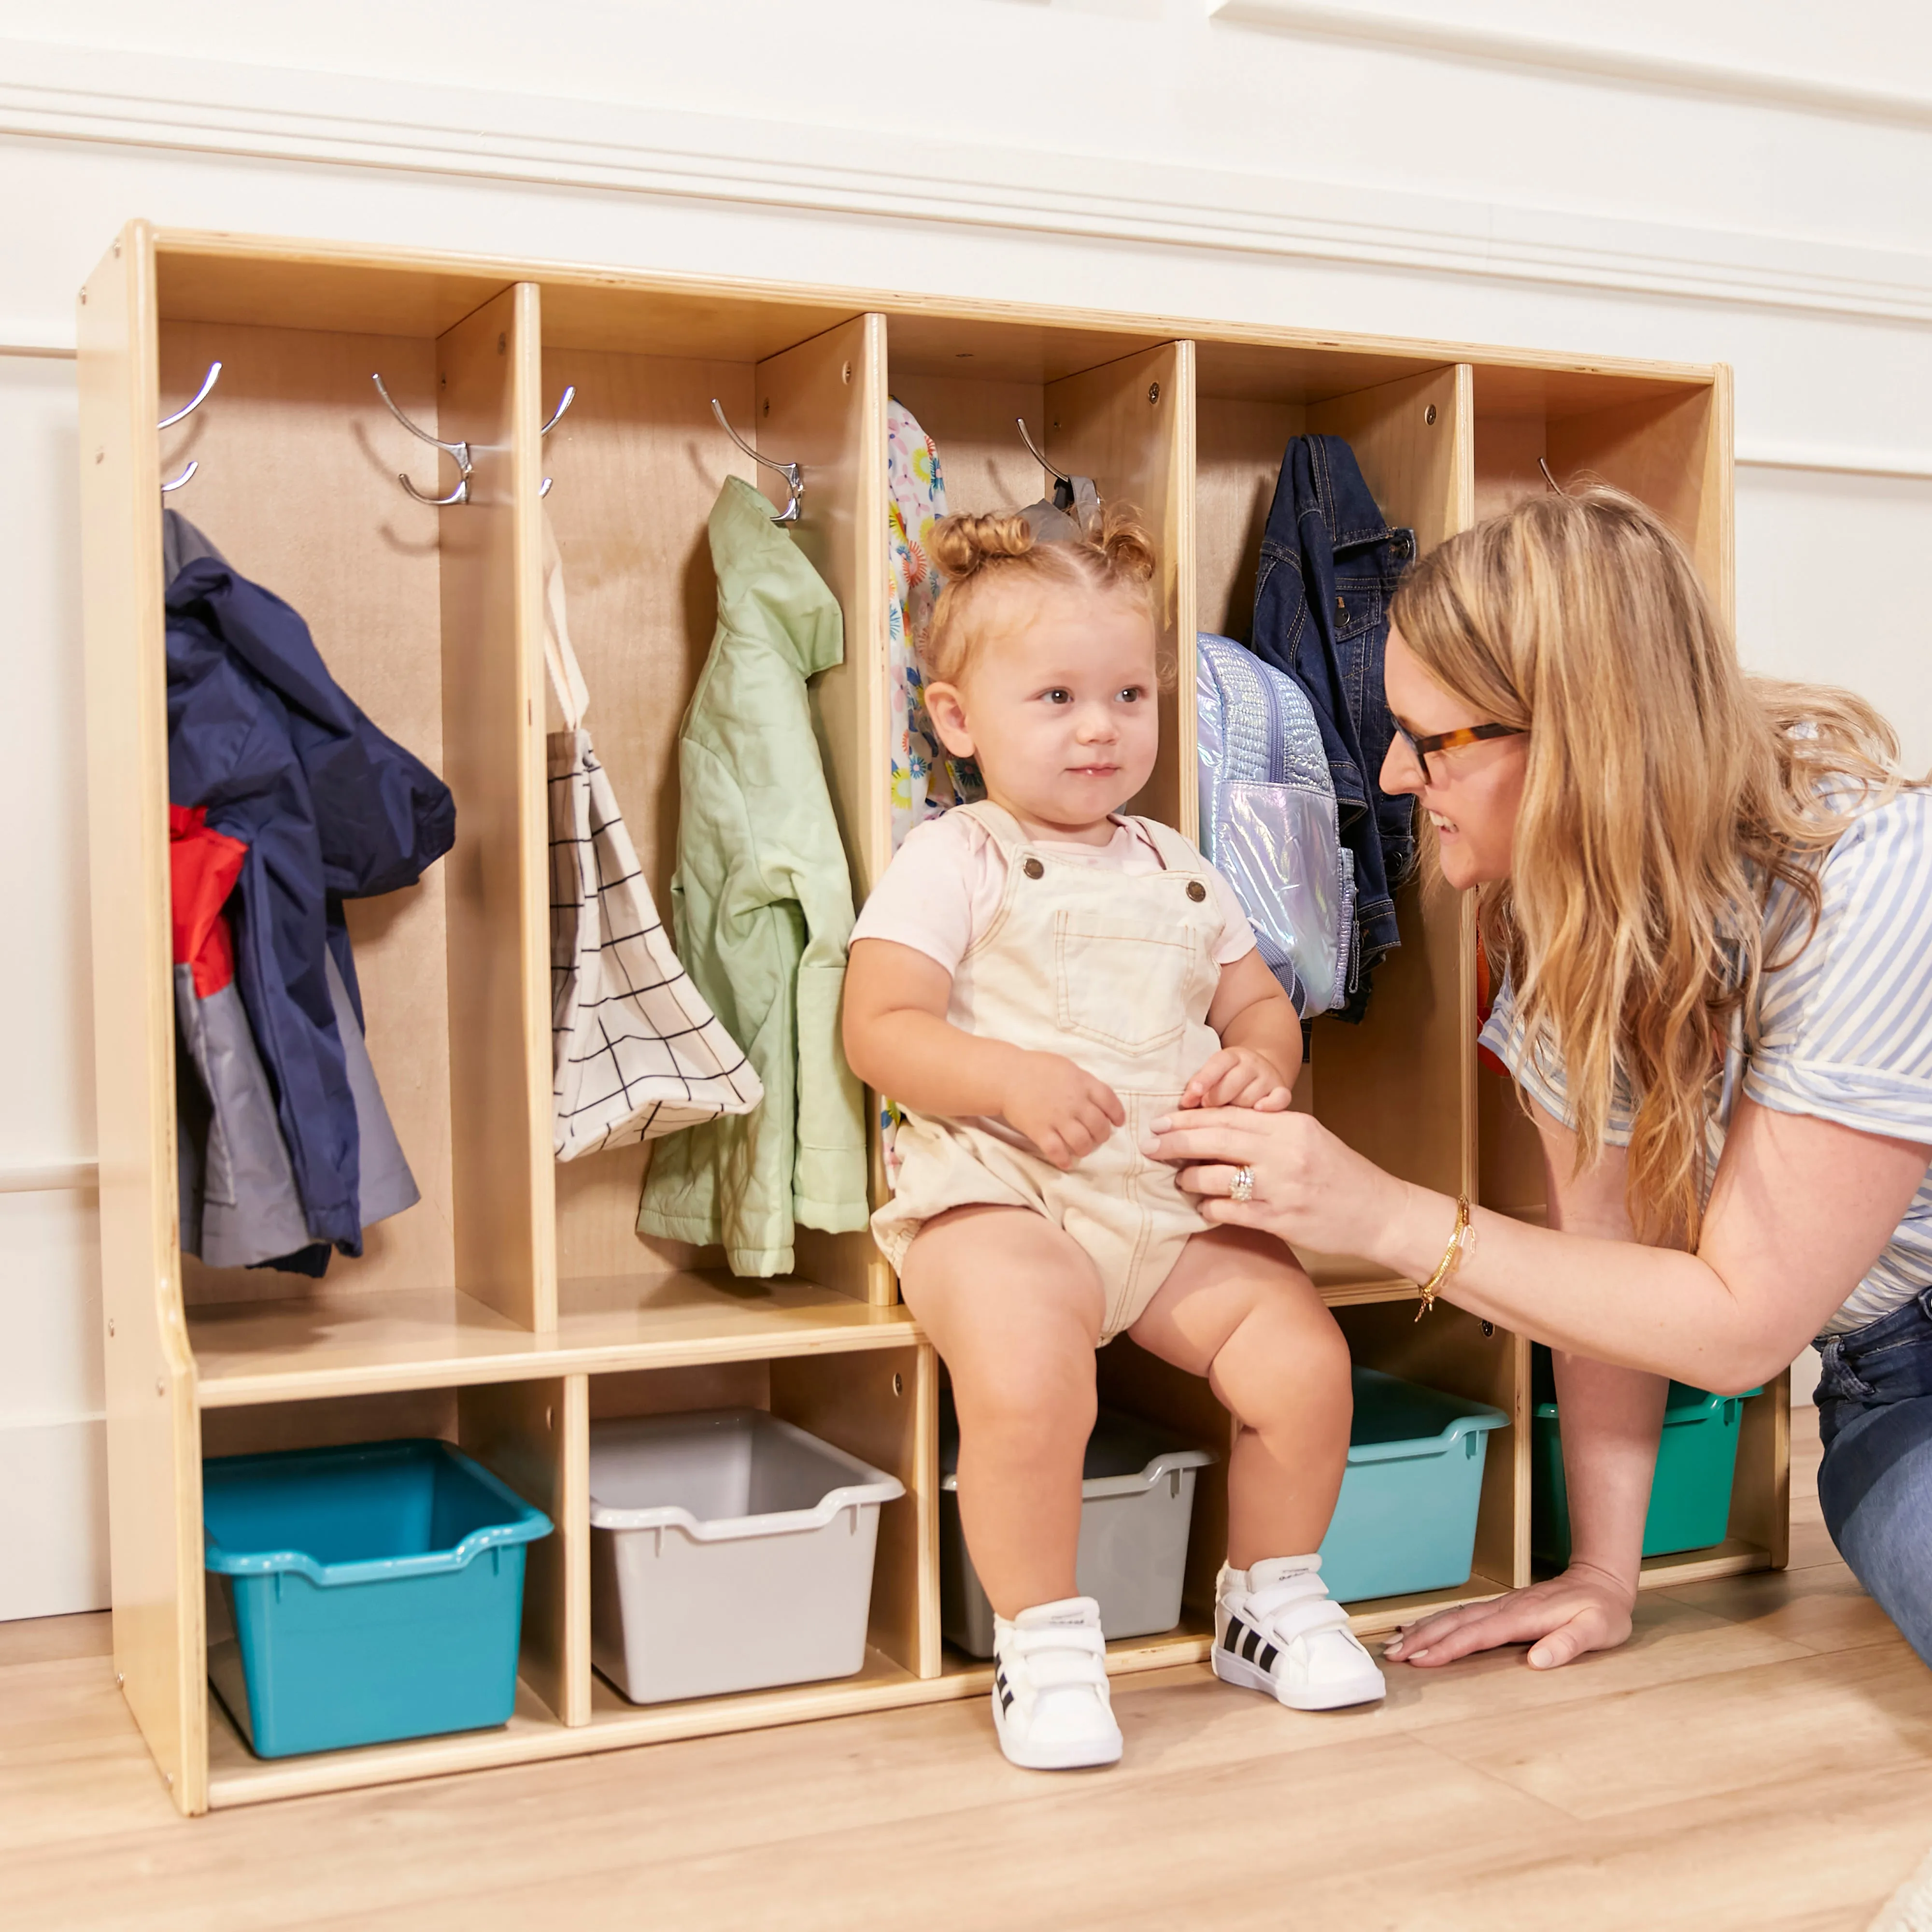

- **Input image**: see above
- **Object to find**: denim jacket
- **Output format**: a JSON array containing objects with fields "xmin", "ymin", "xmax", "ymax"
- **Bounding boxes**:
[{"xmin": 1250, "ymin": 436, "xmax": 1416, "ymax": 1021}]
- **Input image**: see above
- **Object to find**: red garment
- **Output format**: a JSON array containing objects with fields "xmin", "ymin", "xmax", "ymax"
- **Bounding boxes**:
[{"xmin": 169, "ymin": 805, "xmax": 247, "ymax": 998}]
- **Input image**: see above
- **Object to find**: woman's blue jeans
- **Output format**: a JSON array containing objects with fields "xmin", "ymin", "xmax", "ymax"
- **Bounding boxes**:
[{"xmin": 1815, "ymin": 1287, "xmax": 1932, "ymax": 1665}]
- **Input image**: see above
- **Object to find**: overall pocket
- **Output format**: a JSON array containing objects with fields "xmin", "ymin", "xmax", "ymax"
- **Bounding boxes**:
[{"xmin": 1052, "ymin": 913, "xmax": 1198, "ymax": 1057}]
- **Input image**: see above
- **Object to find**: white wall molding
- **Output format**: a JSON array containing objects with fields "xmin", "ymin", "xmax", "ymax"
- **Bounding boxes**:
[
  {"xmin": 3, "ymin": 41, "xmax": 1932, "ymax": 327},
  {"xmin": 1210, "ymin": 2, "xmax": 1932, "ymax": 132},
  {"xmin": 0, "ymin": 334, "xmax": 74, "ymax": 359},
  {"xmin": 0, "ymin": 1162, "xmax": 97, "ymax": 1194},
  {"xmin": 1736, "ymin": 442, "xmax": 1932, "ymax": 484}
]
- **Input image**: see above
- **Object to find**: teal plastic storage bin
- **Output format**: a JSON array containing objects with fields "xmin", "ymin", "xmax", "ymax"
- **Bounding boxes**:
[
  {"xmin": 203, "ymin": 1438, "xmax": 553, "ymax": 1759},
  {"xmin": 1531, "ymin": 1352, "xmax": 1758, "ymax": 1563},
  {"xmin": 1317, "ymin": 1369, "xmax": 1508, "ymax": 1603}
]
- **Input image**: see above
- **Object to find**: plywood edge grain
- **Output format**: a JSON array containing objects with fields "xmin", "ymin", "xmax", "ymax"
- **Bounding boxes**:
[
  {"xmin": 78, "ymin": 216, "xmax": 209, "ymax": 1817},
  {"xmin": 149, "ymin": 228, "xmax": 1725, "ymax": 391}
]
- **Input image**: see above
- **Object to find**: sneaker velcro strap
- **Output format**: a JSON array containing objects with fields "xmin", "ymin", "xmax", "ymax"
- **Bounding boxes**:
[
  {"xmin": 1023, "ymin": 1652, "xmax": 1111, "ymax": 1696},
  {"xmin": 1249, "ymin": 1578, "xmax": 1352, "ymax": 1648},
  {"xmin": 1007, "ymin": 1623, "xmax": 1108, "ymax": 1663}
]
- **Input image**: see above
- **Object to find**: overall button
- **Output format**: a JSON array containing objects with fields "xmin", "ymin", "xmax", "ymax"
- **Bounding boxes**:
[
  {"xmin": 1186, "ymin": 880, "xmax": 1207, "ymax": 901},
  {"xmin": 1022, "ymin": 857, "xmax": 1045, "ymax": 880}
]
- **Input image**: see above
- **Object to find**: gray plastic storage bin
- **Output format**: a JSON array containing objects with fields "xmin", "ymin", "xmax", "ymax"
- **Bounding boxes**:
[
  {"xmin": 940, "ymin": 1405, "xmax": 1215, "ymax": 1658},
  {"xmin": 588, "ymin": 1409, "xmax": 905, "ymax": 1705}
]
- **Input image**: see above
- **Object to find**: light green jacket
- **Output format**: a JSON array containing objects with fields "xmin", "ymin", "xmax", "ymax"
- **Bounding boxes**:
[{"xmin": 638, "ymin": 477, "xmax": 869, "ymax": 1274}]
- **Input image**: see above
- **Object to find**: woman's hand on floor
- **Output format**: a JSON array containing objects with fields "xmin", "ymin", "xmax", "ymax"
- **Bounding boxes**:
[{"xmin": 1383, "ymin": 1563, "xmax": 1636, "ymax": 1671}]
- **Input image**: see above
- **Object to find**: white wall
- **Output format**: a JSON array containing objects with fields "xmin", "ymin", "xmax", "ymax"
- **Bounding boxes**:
[{"xmin": 3, "ymin": 0, "xmax": 1926, "ymax": 1613}]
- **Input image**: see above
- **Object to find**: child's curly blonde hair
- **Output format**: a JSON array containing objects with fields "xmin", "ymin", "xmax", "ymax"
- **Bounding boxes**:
[{"xmin": 923, "ymin": 505, "xmax": 1160, "ymax": 684}]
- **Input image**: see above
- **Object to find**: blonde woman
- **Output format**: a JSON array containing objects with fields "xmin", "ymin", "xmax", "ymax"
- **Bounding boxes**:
[{"xmin": 1149, "ymin": 487, "xmax": 1932, "ymax": 1671}]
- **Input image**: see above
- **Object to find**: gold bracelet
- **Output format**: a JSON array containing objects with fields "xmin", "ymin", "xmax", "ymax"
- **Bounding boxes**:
[{"xmin": 1414, "ymin": 1194, "xmax": 1472, "ymax": 1322}]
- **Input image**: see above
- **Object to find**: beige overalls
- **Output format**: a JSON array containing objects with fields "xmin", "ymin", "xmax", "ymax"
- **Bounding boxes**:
[{"xmin": 871, "ymin": 802, "xmax": 1227, "ymax": 1341}]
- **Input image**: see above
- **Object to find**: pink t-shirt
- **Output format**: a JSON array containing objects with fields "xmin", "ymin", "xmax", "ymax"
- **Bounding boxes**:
[{"xmin": 852, "ymin": 810, "xmax": 1256, "ymax": 977}]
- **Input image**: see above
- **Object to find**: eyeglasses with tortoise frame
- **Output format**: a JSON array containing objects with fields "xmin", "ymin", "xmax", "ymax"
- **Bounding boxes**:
[{"xmin": 1392, "ymin": 720, "xmax": 1526, "ymax": 776}]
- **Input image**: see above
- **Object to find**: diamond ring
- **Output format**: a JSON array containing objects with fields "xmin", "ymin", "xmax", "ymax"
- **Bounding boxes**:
[{"xmin": 1230, "ymin": 1165, "xmax": 1255, "ymax": 1204}]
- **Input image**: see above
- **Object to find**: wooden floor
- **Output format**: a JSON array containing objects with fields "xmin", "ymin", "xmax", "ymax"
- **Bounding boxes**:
[{"xmin": 7, "ymin": 1408, "xmax": 1930, "ymax": 1932}]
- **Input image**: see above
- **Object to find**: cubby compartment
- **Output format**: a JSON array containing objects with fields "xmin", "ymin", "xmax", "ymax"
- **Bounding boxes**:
[
  {"xmin": 579, "ymin": 1342, "xmax": 938, "ymax": 1736},
  {"xmin": 155, "ymin": 265, "xmax": 552, "ymax": 1338},
  {"xmin": 1328, "ymin": 1301, "xmax": 1526, "ymax": 1619},
  {"xmin": 1472, "ymin": 363, "xmax": 1732, "ymax": 604},
  {"xmin": 1527, "ymin": 1365, "xmax": 1790, "ymax": 1589},
  {"xmin": 537, "ymin": 283, "xmax": 889, "ymax": 1325},
  {"xmin": 931, "ymin": 1336, "xmax": 1228, "ymax": 1689},
  {"xmin": 884, "ymin": 315, "xmax": 1192, "ymax": 829},
  {"xmin": 197, "ymin": 1378, "xmax": 578, "ymax": 1800},
  {"xmin": 1471, "ymin": 360, "xmax": 1736, "ymax": 1239},
  {"xmin": 1193, "ymin": 341, "xmax": 1476, "ymax": 1294}
]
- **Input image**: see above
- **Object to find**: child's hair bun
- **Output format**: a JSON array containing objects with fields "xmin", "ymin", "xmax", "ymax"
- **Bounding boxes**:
[
  {"xmin": 921, "ymin": 499, "xmax": 1164, "ymax": 686},
  {"xmin": 931, "ymin": 512, "xmax": 1036, "ymax": 580},
  {"xmin": 1097, "ymin": 505, "xmax": 1157, "ymax": 586}
]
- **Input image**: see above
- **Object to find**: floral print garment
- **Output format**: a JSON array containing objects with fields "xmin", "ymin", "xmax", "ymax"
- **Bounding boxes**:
[{"xmin": 886, "ymin": 398, "xmax": 980, "ymax": 851}]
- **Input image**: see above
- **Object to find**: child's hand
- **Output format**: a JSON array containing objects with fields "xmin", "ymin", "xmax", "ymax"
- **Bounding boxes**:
[
  {"xmin": 1181, "ymin": 1047, "xmax": 1293, "ymax": 1113},
  {"xmin": 1001, "ymin": 1051, "xmax": 1125, "ymax": 1170}
]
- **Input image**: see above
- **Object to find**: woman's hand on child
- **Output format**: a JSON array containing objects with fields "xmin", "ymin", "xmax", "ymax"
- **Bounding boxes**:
[
  {"xmin": 1181, "ymin": 1047, "xmax": 1293, "ymax": 1113},
  {"xmin": 1002, "ymin": 1051, "xmax": 1125, "ymax": 1170},
  {"xmin": 1141, "ymin": 1106, "xmax": 1411, "ymax": 1257}
]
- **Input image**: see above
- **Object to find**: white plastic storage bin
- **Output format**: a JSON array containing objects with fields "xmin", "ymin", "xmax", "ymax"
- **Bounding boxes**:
[
  {"xmin": 588, "ymin": 1409, "xmax": 905, "ymax": 1705},
  {"xmin": 940, "ymin": 1406, "xmax": 1215, "ymax": 1658}
]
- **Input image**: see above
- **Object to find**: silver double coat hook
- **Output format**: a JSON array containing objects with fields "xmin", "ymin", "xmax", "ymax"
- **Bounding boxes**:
[
  {"xmin": 710, "ymin": 398, "xmax": 803, "ymax": 525},
  {"xmin": 371, "ymin": 376, "xmax": 578, "ymax": 503},
  {"xmin": 372, "ymin": 373, "xmax": 472, "ymax": 506},
  {"xmin": 539, "ymin": 384, "xmax": 575, "ymax": 499},
  {"xmin": 159, "ymin": 361, "xmax": 221, "ymax": 495}
]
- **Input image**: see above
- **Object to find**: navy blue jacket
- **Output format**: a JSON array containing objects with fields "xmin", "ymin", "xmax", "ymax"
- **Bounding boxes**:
[
  {"xmin": 1250, "ymin": 435, "xmax": 1416, "ymax": 1022},
  {"xmin": 165, "ymin": 559, "xmax": 455, "ymax": 1254}
]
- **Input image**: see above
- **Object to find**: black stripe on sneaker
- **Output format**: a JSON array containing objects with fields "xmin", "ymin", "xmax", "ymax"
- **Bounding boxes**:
[
  {"xmin": 1222, "ymin": 1616, "xmax": 1245, "ymax": 1653},
  {"xmin": 1257, "ymin": 1642, "xmax": 1279, "ymax": 1673},
  {"xmin": 1242, "ymin": 1627, "xmax": 1263, "ymax": 1663}
]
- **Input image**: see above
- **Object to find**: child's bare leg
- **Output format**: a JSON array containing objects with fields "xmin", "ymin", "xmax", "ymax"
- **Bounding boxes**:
[
  {"xmin": 898, "ymin": 1204, "xmax": 1105, "ymax": 1616},
  {"xmin": 1129, "ymin": 1224, "xmax": 1350, "ymax": 1564}
]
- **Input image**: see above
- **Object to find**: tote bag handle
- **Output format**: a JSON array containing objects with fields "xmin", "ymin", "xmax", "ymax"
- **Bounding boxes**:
[{"xmin": 542, "ymin": 513, "xmax": 591, "ymax": 732}]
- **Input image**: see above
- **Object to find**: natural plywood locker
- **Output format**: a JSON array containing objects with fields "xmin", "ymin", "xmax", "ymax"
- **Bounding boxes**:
[{"xmin": 74, "ymin": 221, "xmax": 1766, "ymax": 1817}]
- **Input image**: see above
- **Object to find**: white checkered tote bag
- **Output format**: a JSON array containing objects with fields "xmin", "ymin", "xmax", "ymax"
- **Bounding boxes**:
[{"xmin": 544, "ymin": 518, "xmax": 763, "ymax": 1159}]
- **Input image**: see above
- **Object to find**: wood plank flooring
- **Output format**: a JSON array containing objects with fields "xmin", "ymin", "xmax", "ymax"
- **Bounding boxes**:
[{"xmin": 5, "ymin": 1409, "xmax": 1929, "ymax": 1931}]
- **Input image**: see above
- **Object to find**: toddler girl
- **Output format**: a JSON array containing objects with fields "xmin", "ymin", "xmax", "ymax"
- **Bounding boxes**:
[{"xmin": 843, "ymin": 509, "xmax": 1383, "ymax": 1771}]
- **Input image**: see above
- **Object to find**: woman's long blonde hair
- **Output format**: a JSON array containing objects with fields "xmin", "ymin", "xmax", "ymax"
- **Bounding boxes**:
[{"xmin": 1391, "ymin": 485, "xmax": 1917, "ymax": 1247}]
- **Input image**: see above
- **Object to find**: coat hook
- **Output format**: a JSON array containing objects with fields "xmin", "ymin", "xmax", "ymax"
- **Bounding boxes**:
[
  {"xmin": 710, "ymin": 398, "xmax": 802, "ymax": 525},
  {"xmin": 1018, "ymin": 417, "xmax": 1076, "ymax": 514},
  {"xmin": 159, "ymin": 362, "xmax": 222, "ymax": 432},
  {"xmin": 1538, "ymin": 456, "xmax": 1564, "ymax": 495},
  {"xmin": 539, "ymin": 384, "xmax": 575, "ymax": 499},
  {"xmin": 372, "ymin": 372, "xmax": 471, "ymax": 507},
  {"xmin": 159, "ymin": 360, "xmax": 221, "ymax": 494},
  {"xmin": 1016, "ymin": 416, "xmax": 1070, "ymax": 486}
]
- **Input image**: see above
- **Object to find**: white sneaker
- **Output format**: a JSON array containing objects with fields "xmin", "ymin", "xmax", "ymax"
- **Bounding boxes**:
[
  {"xmin": 991, "ymin": 1597, "xmax": 1123, "ymax": 1771},
  {"xmin": 1213, "ymin": 1557, "xmax": 1386, "ymax": 1711}
]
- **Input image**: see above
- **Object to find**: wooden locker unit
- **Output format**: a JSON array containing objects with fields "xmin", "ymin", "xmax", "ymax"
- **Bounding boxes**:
[{"xmin": 78, "ymin": 219, "xmax": 1771, "ymax": 1815}]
